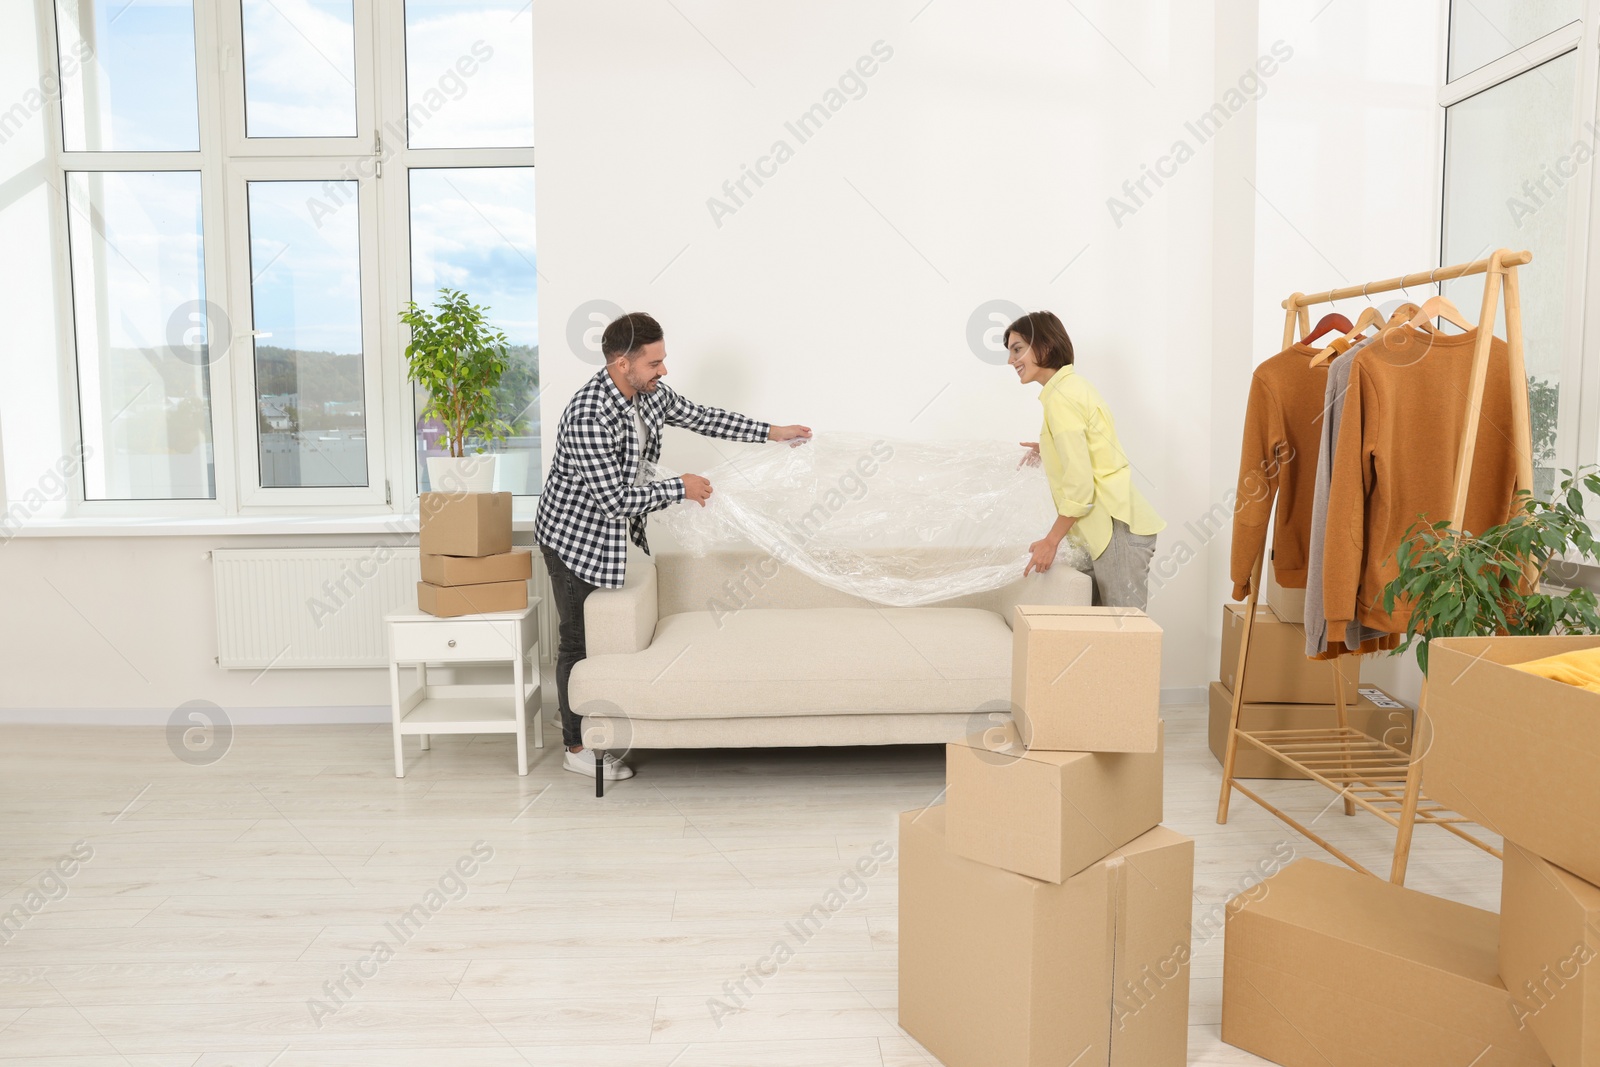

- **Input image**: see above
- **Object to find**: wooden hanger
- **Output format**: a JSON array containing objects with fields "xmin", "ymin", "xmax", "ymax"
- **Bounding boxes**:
[
  {"xmin": 1301, "ymin": 312, "xmax": 1354, "ymax": 346},
  {"xmin": 1310, "ymin": 286, "xmax": 1381, "ymax": 367},
  {"xmin": 1403, "ymin": 270, "xmax": 1472, "ymax": 332}
]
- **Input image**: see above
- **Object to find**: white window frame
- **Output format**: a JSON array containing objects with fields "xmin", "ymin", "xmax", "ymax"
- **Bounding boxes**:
[
  {"xmin": 34, "ymin": 0, "xmax": 537, "ymax": 521},
  {"xmin": 1439, "ymin": 6, "xmax": 1600, "ymax": 480}
]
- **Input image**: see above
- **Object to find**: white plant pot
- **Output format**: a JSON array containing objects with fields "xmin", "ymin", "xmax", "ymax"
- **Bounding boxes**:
[
  {"xmin": 492, "ymin": 451, "xmax": 530, "ymax": 494},
  {"xmin": 427, "ymin": 454, "xmax": 498, "ymax": 493}
]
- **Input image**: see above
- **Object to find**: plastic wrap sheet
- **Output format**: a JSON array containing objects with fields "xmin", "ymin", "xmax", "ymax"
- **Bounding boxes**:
[{"xmin": 650, "ymin": 432, "xmax": 1091, "ymax": 607}]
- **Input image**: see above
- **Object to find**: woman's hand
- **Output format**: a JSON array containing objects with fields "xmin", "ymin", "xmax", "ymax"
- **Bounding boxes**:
[
  {"xmin": 1017, "ymin": 442, "xmax": 1041, "ymax": 468},
  {"xmin": 1025, "ymin": 536, "xmax": 1059, "ymax": 577}
]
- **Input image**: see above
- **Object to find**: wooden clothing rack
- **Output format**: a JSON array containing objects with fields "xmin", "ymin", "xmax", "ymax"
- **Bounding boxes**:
[{"xmin": 1216, "ymin": 247, "xmax": 1535, "ymax": 885}]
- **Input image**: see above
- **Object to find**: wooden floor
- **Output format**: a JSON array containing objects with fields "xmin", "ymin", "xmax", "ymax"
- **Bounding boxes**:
[{"xmin": 0, "ymin": 700, "xmax": 1502, "ymax": 1065}]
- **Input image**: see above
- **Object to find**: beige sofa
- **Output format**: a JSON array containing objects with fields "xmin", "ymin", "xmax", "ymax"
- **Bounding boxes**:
[{"xmin": 569, "ymin": 549, "xmax": 1091, "ymax": 786}]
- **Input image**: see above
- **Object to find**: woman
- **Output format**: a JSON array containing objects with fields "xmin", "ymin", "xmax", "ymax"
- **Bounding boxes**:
[{"xmin": 1007, "ymin": 311, "xmax": 1164, "ymax": 609}]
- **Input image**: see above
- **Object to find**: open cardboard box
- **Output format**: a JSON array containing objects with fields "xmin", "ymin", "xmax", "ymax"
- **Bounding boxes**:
[
  {"xmin": 1425, "ymin": 635, "xmax": 1600, "ymax": 887},
  {"xmin": 945, "ymin": 719, "xmax": 1163, "ymax": 883},
  {"xmin": 1223, "ymin": 858, "xmax": 1551, "ymax": 1067},
  {"xmin": 1011, "ymin": 605, "xmax": 1161, "ymax": 753},
  {"xmin": 899, "ymin": 805, "xmax": 1192, "ymax": 1067}
]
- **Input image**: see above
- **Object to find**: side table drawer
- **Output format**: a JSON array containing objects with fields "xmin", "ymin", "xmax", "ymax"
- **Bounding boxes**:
[{"xmin": 391, "ymin": 620, "xmax": 520, "ymax": 662}]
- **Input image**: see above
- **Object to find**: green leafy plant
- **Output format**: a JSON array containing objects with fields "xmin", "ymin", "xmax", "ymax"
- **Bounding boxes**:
[
  {"xmin": 401, "ymin": 289, "xmax": 511, "ymax": 457},
  {"xmin": 1382, "ymin": 467, "xmax": 1600, "ymax": 673}
]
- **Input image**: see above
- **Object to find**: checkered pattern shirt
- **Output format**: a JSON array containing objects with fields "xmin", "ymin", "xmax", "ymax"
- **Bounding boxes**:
[{"xmin": 535, "ymin": 369, "xmax": 770, "ymax": 588}]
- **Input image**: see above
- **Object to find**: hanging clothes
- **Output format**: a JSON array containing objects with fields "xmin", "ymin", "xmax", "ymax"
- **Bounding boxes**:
[
  {"xmin": 1304, "ymin": 333, "xmax": 1399, "ymax": 659},
  {"xmin": 1229, "ymin": 343, "xmax": 1336, "ymax": 601},
  {"xmin": 1322, "ymin": 325, "xmax": 1519, "ymax": 636}
]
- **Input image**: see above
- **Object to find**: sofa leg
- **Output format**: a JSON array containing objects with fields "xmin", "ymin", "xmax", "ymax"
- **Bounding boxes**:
[{"xmin": 595, "ymin": 750, "xmax": 604, "ymax": 798}]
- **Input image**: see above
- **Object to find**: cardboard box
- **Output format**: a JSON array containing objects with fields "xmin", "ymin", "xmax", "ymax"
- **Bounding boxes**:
[
  {"xmin": 946, "ymin": 720, "xmax": 1164, "ymax": 883},
  {"xmin": 1500, "ymin": 842, "xmax": 1600, "ymax": 1066},
  {"xmin": 1223, "ymin": 858, "xmax": 1551, "ymax": 1067},
  {"xmin": 1206, "ymin": 682, "xmax": 1414, "ymax": 780},
  {"xmin": 1221, "ymin": 603, "xmax": 1359, "ymax": 704},
  {"xmin": 1011, "ymin": 605, "xmax": 1161, "ymax": 753},
  {"xmin": 416, "ymin": 579, "xmax": 526, "ymax": 618},
  {"xmin": 1426, "ymin": 635, "xmax": 1600, "ymax": 887},
  {"xmin": 419, "ymin": 491, "xmax": 512, "ymax": 557},
  {"xmin": 420, "ymin": 548, "xmax": 532, "ymax": 587},
  {"xmin": 899, "ymin": 806, "xmax": 1192, "ymax": 1067},
  {"xmin": 1265, "ymin": 557, "xmax": 1307, "ymax": 622}
]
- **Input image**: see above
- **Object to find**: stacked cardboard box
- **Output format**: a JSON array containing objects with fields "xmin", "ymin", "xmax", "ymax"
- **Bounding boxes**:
[
  {"xmin": 1427, "ymin": 636, "xmax": 1600, "ymax": 1067},
  {"xmin": 416, "ymin": 491, "xmax": 529, "ymax": 617},
  {"xmin": 1213, "ymin": 567, "xmax": 1416, "ymax": 778},
  {"xmin": 899, "ymin": 606, "xmax": 1194, "ymax": 1067}
]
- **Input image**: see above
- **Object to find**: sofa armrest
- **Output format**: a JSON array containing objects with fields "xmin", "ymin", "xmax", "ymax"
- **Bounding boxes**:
[
  {"xmin": 993, "ymin": 564, "xmax": 1094, "ymax": 628},
  {"xmin": 582, "ymin": 556, "xmax": 659, "ymax": 655}
]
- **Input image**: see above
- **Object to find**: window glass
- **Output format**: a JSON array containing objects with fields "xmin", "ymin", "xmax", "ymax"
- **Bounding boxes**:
[
  {"xmin": 1448, "ymin": 0, "xmax": 1581, "ymax": 80},
  {"xmin": 409, "ymin": 167, "xmax": 539, "ymax": 494},
  {"xmin": 241, "ymin": 0, "xmax": 358, "ymax": 138},
  {"xmin": 404, "ymin": 0, "xmax": 534, "ymax": 149},
  {"xmin": 247, "ymin": 180, "xmax": 369, "ymax": 488},
  {"xmin": 66, "ymin": 171, "xmax": 214, "ymax": 499},
  {"xmin": 1442, "ymin": 51, "xmax": 1578, "ymax": 494},
  {"xmin": 55, "ymin": 0, "xmax": 200, "ymax": 151}
]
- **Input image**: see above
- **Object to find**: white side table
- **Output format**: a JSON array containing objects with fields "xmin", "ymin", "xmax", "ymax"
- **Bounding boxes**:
[{"xmin": 385, "ymin": 601, "xmax": 541, "ymax": 777}]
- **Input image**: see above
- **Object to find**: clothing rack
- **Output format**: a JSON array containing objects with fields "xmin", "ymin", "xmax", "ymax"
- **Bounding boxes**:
[{"xmin": 1216, "ymin": 247, "xmax": 1534, "ymax": 885}]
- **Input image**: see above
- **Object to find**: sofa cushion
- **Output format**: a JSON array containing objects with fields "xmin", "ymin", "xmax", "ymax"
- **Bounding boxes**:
[{"xmin": 569, "ymin": 606, "xmax": 1013, "ymax": 720}]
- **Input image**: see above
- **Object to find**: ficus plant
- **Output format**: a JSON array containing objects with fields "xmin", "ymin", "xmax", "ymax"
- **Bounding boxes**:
[
  {"xmin": 401, "ymin": 288, "xmax": 512, "ymax": 458},
  {"xmin": 1382, "ymin": 467, "xmax": 1600, "ymax": 674}
]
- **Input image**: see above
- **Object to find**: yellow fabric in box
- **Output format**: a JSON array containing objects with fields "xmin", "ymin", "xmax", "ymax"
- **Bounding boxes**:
[{"xmin": 1508, "ymin": 645, "xmax": 1600, "ymax": 693}]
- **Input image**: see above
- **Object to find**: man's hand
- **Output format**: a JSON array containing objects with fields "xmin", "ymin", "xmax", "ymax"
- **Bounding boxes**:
[
  {"xmin": 1018, "ymin": 442, "xmax": 1041, "ymax": 468},
  {"xmin": 682, "ymin": 474, "xmax": 712, "ymax": 506},
  {"xmin": 768, "ymin": 424, "xmax": 813, "ymax": 447},
  {"xmin": 1024, "ymin": 536, "xmax": 1059, "ymax": 577}
]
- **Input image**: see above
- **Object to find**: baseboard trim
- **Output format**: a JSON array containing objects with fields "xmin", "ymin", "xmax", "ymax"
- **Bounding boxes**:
[
  {"xmin": 1160, "ymin": 685, "xmax": 1206, "ymax": 708},
  {"xmin": 0, "ymin": 706, "xmax": 394, "ymax": 726}
]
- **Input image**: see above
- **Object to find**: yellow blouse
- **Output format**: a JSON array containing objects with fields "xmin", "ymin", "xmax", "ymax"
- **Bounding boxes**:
[
  {"xmin": 1509, "ymin": 646, "xmax": 1600, "ymax": 693},
  {"xmin": 1038, "ymin": 365, "xmax": 1165, "ymax": 559}
]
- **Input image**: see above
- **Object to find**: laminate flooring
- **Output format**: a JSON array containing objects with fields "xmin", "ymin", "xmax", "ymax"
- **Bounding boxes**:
[{"xmin": 0, "ymin": 697, "xmax": 1503, "ymax": 1065}]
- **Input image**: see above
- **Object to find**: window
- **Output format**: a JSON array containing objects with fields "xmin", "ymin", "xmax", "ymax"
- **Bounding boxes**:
[
  {"xmin": 1440, "ymin": 7, "xmax": 1591, "ymax": 498},
  {"xmin": 50, "ymin": 0, "xmax": 538, "ymax": 516}
]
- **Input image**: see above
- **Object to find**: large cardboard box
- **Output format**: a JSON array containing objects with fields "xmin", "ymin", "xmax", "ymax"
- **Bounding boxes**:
[
  {"xmin": 419, "ymin": 491, "xmax": 512, "ymax": 557},
  {"xmin": 1426, "ymin": 635, "xmax": 1600, "ymax": 887},
  {"xmin": 416, "ymin": 579, "xmax": 526, "ymax": 618},
  {"xmin": 1223, "ymin": 858, "xmax": 1552, "ymax": 1067},
  {"xmin": 1265, "ymin": 557, "xmax": 1307, "ymax": 622},
  {"xmin": 1206, "ymin": 682, "xmax": 1414, "ymax": 780},
  {"xmin": 420, "ymin": 548, "xmax": 532, "ymax": 587},
  {"xmin": 899, "ymin": 806, "xmax": 1192, "ymax": 1067},
  {"xmin": 1011, "ymin": 605, "xmax": 1161, "ymax": 753},
  {"xmin": 945, "ymin": 720, "xmax": 1164, "ymax": 883},
  {"xmin": 1221, "ymin": 603, "xmax": 1359, "ymax": 704},
  {"xmin": 1500, "ymin": 842, "xmax": 1600, "ymax": 1066}
]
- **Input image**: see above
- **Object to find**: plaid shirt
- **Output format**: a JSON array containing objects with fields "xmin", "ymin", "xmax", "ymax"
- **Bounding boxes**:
[{"xmin": 535, "ymin": 369, "xmax": 770, "ymax": 588}]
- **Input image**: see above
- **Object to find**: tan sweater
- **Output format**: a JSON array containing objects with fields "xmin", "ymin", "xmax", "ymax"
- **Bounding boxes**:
[
  {"xmin": 1323, "ymin": 326, "xmax": 1519, "ymax": 635},
  {"xmin": 1230, "ymin": 343, "xmax": 1331, "ymax": 600}
]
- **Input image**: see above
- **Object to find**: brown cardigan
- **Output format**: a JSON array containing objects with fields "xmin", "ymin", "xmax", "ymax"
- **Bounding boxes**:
[
  {"xmin": 1323, "ymin": 326, "xmax": 1519, "ymax": 635},
  {"xmin": 1230, "ymin": 343, "xmax": 1331, "ymax": 600}
]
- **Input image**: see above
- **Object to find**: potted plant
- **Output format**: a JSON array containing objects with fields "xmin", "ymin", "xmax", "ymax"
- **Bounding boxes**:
[
  {"xmin": 402, "ymin": 288, "xmax": 512, "ymax": 492},
  {"xmin": 1382, "ymin": 468, "xmax": 1600, "ymax": 672}
]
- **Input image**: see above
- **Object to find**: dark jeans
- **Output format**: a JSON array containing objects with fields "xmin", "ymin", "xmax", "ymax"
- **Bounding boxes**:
[{"xmin": 540, "ymin": 545, "xmax": 596, "ymax": 749}]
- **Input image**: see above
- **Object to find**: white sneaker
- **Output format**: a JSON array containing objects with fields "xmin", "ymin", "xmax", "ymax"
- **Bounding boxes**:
[{"xmin": 564, "ymin": 749, "xmax": 634, "ymax": 781}]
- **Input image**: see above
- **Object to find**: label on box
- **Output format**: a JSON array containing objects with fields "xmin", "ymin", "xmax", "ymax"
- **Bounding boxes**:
[{"xmin": 1358, "ymin": 687, "xmax": 1404, "ymax": 709}]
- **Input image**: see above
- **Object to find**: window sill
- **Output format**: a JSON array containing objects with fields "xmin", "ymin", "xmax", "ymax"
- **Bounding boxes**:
[{"xmin": 4, "ymin": 513, "xmax": 541, "ymax": 539}]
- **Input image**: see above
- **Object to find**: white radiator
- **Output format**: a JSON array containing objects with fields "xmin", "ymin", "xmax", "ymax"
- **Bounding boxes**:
[{"xmin": 211, "ymin": 547, "xmax": 556, "ymax": 669}]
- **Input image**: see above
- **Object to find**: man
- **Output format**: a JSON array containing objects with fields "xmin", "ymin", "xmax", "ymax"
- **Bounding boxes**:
[{"xmin": 535, "ymin": 312, "xmax": 812, "ymax": 781}]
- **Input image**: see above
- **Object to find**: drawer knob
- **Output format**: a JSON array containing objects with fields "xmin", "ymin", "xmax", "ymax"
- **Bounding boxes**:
[{"xmin": 447, "ymin": 639, "xmax": 457, "ymax": 648}]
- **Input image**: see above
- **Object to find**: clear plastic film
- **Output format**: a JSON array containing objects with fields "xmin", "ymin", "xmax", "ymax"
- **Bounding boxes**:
[{"xmin": 649, "ymin": 432, "xmax": 1091, "ymax": 607}]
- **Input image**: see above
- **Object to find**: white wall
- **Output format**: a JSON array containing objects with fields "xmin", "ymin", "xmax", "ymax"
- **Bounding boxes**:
[
  {"xmin": 535, "ymin": 0, "xmax": 1221, "ymax": 692},
  {"xmin": 0, "ymin": 0, "xmax": 1448, "ymax": 714}
]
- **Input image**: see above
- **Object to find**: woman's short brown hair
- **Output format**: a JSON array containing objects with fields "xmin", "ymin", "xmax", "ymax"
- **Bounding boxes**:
[{"xmin": 1004, "ymin": 311, "xmax": 1074, "ymax": 369}]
